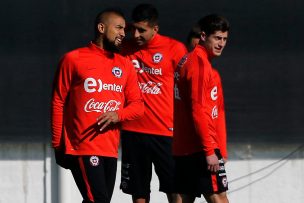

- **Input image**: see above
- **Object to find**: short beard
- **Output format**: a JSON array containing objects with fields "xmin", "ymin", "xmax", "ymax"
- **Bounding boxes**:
[{"xmin": 103, "ymin": 37, "xmax": 120, "ymax": 53}]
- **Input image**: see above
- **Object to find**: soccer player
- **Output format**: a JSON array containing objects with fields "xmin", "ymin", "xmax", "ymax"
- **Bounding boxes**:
[
  {"xmin": 185, "ymin": 24, "xmax": 227, "ymax": 160},
  {"xmin": 186, "ymin": 24, "xmax": 201, "ymax": 51},
  {"xmin": 119, "ymin": 4, "xmax": 187, "ymax": 203},
  {"xmin": 173, "ymin": 14, "xmax": 230, "ymax": 203},
  {"xmin": 51, "ymin": 9, "xmax": 144, "ymax": 203}
]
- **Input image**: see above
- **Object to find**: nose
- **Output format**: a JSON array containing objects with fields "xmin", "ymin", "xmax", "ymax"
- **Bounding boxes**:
[
  {"xmin": 133, "ymin": 29, "xmax": 140, "ymax": 38},
  {"xmin": 120, "ymin": 29, "xmax": 125, "ymax": 38},
  {"xmin": 219, "ymin": 39, "xmax": 226, "ymax": 47}
]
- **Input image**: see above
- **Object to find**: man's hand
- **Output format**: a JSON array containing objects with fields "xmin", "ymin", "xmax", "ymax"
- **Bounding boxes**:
[
  {"xmin": 97, "ymin": 111, "xmax": 119, "ymax": 131},
  {"xmin": 206, "ymin": 154, "xmax": 220, "ymax": 173}
]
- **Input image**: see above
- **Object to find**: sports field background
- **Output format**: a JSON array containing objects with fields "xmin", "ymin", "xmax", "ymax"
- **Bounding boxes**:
[{"xmin": 0, "ymin": 1, "xmax": 303, "ymax": 203}]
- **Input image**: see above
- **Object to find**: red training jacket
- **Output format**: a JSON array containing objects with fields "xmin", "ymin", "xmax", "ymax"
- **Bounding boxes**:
[
  {"xmin": 51, "ymin": 42, "xmax": 144, "ymax": 158},
  {"xmin": 173, "ymin": 45, "xmax": 227, "ymax": 158},
  {"xmin": 121, "ymin": 34, "xmax": 187, "ymax": 136}
]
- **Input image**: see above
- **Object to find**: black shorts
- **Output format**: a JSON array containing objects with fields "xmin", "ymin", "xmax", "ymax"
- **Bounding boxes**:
[
  {"xmin": 120, "ymin": 131, "xmax": 175, "ymax": 198},
  {"xmin": 54, "ymin": 149, "xmax": 74, "ymax": 169},
  {"xmin": 66, "ymin": 155, "xmax": 117, "ymax": 203},
  {"xmin": 174, "ymin": 149, "xmax": 228, "ymax": 197}
]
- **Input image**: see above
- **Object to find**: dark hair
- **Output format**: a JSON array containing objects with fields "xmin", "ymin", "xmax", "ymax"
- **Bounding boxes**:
[
  {"xmin": 197, "ymin": 14, "xmax": 230, "ymax": 36},
  {"xmin": 186, "ymin": 24, "xmax": 201, "ymax": 44},
  {"xmin": 94, "ymin": 8, "xmax": 125, "ymax": 36},
  {"xmin": 132, "ymin": 4, "xmax": 158, "ymax": 26}
]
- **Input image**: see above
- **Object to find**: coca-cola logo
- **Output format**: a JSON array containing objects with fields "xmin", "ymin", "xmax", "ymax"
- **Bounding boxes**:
[
  {"xmin": 211, "ymin": 105, "xmax": 218, "ymax": 119},
  {"xmin": 138, "ymin": 81, "xmax": 162, "ymax": 94},
  {"xmin": 84, "ymin": 98, "xmax": 121, "ymax": 113}
]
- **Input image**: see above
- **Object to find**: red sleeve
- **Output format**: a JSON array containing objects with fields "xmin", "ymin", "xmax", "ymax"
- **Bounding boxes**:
[
  {"xmin": 51, "ymin": 53, "xmax": 74, "ymax": 148},
  {"xmin": 171, "ymin": 42, "xmax": 188, "ymax": 71},
  {"xmin": 186, "ymin": 56, "xmax": 216, "ymax": 156},
  {"xmin": 217, "ymin": 80, "xmax": 228, "ymax": 159},
  {"xmin": 117, "ymin": 59, "xmax": 144, "ymax": 121}
]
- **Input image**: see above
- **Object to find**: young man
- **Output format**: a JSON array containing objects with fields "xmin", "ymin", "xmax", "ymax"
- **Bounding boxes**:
[
  {"xmin": 51, "ymin": 9, "xmax": 144, "ymax": 203},
  {"xmin": 119, "ymin": 4, "xmax": 187, "ymax": 203},
  {"xmin": 185, "ymin": 24, "xmax": 227, "ymax": 160},
  {"xmin": 173, "ymin": 14, "xmax": 230, "ymax": 203}
]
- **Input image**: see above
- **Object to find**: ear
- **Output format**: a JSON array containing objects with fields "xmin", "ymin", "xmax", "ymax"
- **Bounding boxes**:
[
  {"xmin": 153, "ymin": 25, "xmax": 159, "ymax": 33},
  {"xmin": 200, "ymin": 31, "xmax": 206, "ymax": 42},
  {"xmin": 97, "ymin": 23, "xmax": 105, "ymax": 34}
]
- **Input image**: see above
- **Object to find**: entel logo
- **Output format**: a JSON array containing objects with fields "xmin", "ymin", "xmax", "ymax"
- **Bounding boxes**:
[
  {"xmin": 211, "ymin": 86, "xmax": 218, "ymax": 101},
  {"xmin": 132, "ymin": 60, "xmax": 162, "ymax": 75},
  {"xmin": 84, "ymin": 78, "xmax": 122, "ymax": 93}
]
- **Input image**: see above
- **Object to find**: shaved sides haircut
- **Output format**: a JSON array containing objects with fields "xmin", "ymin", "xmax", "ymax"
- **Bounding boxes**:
[{"xmin": 94, "ymin": 8, "xmax": 125, "ymax": 36}]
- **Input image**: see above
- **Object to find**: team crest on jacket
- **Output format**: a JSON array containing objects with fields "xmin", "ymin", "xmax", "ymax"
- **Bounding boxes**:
[
  {"xmin": 112, "ymin": 67, "xmax": 122, "ymax": 78},
  {"xmin": 152, "ymin": 53, "xmax": 163, "ymax": 63},
  {"xmin": 90, "ymin": 156, "xmax": 100, "ymax": 166}
]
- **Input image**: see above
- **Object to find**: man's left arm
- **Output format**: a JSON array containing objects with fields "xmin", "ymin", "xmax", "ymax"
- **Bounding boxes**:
[
  {"xmin": 118, "ymin": 59, "xmax": 144, "ymax": 121},
  {"xmin": 171, "ymin": 42, "xmax": 188, "ymax": 71},
  {"xmin": 217, "ymin": 83, "xmax": 228, "ymax": 161}
]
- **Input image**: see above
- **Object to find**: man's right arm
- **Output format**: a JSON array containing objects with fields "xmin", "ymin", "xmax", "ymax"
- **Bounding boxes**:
[
  {"xmin": 51, "ymin": 54, "xmax": 74, "ymax": 149},
  {"xmin": 171, "ymin": 41, "xmax": 188, "ymax": 71}
]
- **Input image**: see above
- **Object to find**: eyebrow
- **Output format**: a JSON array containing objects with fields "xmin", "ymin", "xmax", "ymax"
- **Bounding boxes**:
[
  {"xmin": 134, "ymin": 26, "xmax": 147, "ymax": 32},
  {"xmin": 214, "ymin": 35, "xmax": 227, "ymax": 39}
]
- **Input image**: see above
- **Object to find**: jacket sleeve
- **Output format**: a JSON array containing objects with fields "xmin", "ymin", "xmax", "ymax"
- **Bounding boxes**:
[
  {"xmin": 117, "ymin": 59, "xmax": 144, "ymax": 121},
  {"xmin": 217, "ymin": 80, "xmax": 228, "ymax": 159},
  {"xmin": 171, "ymin": 42, "xmax": 188, "ymax": 71},
  {"xmin": 187, "ymin": 56, "xmax": 216, "ymax": 156},
  {"xmin": 51, "ymin": 54, "xmax": 74, "ymax": 148}
]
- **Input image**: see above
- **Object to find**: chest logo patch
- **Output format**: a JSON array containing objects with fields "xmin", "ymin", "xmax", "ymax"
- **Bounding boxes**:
[
  {"xmin": 112, "ymin": 67, "xmax": 122, "ymax": 78},
  {"xmin": 152, "ymin": 53, "xmax": 163, "ymax": 63}
]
